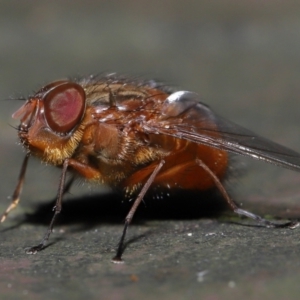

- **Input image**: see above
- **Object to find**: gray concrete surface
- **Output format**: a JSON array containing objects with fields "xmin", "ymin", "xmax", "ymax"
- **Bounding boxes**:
[{"xmin": 1, "ymin": 1, "xmax": 300, "ymax": 299}]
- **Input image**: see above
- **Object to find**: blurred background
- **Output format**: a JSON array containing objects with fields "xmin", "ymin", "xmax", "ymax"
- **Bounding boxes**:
[{"xmin": 1, "ymin": 1, "xmax": 300, "ymax": 299}]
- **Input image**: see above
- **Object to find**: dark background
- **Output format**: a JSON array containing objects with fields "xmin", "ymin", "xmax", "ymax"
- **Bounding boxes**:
[{"xmin": 1, "ymin": 1, "xmax": 300, "ymax": 299}]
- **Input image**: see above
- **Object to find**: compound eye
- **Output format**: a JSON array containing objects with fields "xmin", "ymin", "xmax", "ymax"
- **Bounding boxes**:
[
  {"xmin": 43, "ymin": 82, "xmax": 86, "ymax": 134},
  {"xmin": 37, "ymin": 80, "xmax": 69, "ymax": 94}
]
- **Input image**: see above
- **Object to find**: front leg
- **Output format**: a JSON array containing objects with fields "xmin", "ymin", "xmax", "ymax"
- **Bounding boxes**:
[
  {"xmin": 26, "ymin": 158, "xmax": 102, "ymax": 254},
  {"xmin": 67, "ymin": 158, "xmax": 102, "ymax": 180},
  {"xmin": 1, "ymin": 155, "xmax": 29, "ymax": 223}
]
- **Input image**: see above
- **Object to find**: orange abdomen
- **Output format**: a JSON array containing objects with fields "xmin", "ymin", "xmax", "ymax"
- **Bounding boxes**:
[
  {"xmin": 154, "ymin": 142, "xmax": 228, "ymax": 190},
  {"xmin": 122, "ymin": 137, "xmax": 228, "ymax": 192}
]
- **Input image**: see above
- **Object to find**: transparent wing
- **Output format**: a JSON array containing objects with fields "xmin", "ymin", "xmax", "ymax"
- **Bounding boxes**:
[{"xmin": 145, "ymin": 91, "xmax": 300, "ymax": 172}]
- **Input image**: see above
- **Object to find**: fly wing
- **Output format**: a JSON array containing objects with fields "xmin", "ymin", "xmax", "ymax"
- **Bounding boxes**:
[{"xmin": 145, "ymin": 91, "xmax": 300, "ymax": 172}]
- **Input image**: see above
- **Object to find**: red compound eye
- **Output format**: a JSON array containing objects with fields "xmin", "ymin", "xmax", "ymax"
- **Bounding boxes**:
[
  {"xmin": 37, "ymin": 80, "xmax": 69, "ymax": 94},
  {"xmin": 43, "ymin": 82, "xmax": 86, "ymax": 134}
]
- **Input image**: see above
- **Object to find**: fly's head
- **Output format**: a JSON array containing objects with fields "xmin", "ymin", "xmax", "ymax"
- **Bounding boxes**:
[{"xmin": 13, "ymin": 81, "xmax": 87, "ymax": 165}]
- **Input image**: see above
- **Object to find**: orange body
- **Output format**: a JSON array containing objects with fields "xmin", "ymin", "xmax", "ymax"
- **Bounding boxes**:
[{"xmin": 14, "ymin": 76, "xmax": 228, "ymax": 197}]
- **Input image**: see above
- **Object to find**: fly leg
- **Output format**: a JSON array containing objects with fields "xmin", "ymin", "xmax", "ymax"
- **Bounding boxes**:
[
  {"xmin": 25, "ymin": 157, "xmax": 103, "ymax": 253},
  {"xmin": 1, "ymin": 155, "xmax": 29, "ymax": 223},
  {"xmin": 26, "ymin": 158, "xmax": 70, "ymax": 254},
  {"xmin": 112, "ymin": 160, "xmax": 165, "ymax": 263},
  {"xmin": 195, "ymin": 158, "xmax": 299, "ymax": 229}
]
